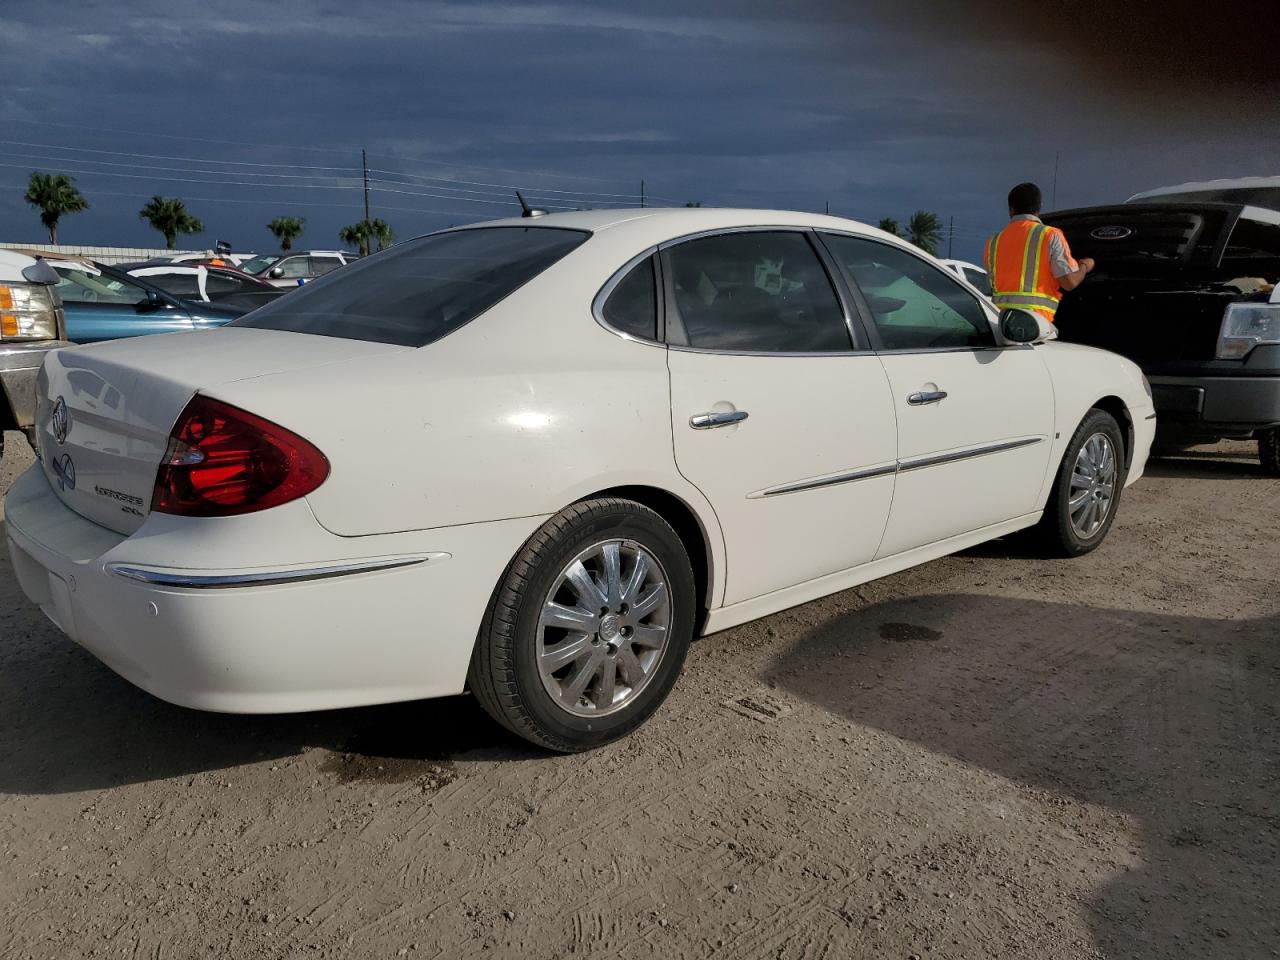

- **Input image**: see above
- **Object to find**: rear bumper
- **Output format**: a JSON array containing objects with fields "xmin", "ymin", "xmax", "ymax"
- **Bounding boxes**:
[
  {"xmin": 4, "ymin": 464, "xmax": 544, "ymax": 713},
  {"xmin": 1148, "ymin": 375, "xmax": 1280, "ymax": 438},
  {"xmin": 0, "ymin": 341, "xmax": 69, "ymax": 430}
]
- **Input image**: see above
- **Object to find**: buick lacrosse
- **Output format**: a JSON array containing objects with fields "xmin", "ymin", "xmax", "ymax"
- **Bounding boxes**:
[{"xmin": 5, "ymin": 209, "xmax": 1154, "ymax": 751}]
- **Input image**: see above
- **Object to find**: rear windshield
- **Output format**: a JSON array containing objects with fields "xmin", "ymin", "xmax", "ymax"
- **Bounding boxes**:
[{"xmin": 232, "ymin": 226, "xmax": 589, "ymax": 347}]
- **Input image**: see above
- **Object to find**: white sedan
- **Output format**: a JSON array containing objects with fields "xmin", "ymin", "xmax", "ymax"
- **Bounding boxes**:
[{"xmin": 5, "ymin": 209, "xmax": 1155, "ymax": 751}]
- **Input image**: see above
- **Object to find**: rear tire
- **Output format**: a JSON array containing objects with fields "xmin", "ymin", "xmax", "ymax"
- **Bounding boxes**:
[
  {"xmin": 1031, "ymin": 409, "xmax": 1126, "ymax": 558},
  {"xmin": 1260, "ymin": 427, "xmax": 1280, "ymax": 477},
  {"xmin": 469, "ymin": 498, "xmax": 696, "ymax": 753}
]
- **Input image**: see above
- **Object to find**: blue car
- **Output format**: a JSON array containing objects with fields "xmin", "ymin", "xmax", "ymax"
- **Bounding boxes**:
[{"xmin": 50, "ymin": 262, "xmax": 244, "ymax": 344}]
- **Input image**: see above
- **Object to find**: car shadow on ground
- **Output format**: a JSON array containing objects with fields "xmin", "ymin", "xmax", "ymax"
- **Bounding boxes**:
[
  {"xmin": 0, "ymin": 520, "xmax": 541, "ymax": 796},
  {"xmin": 764, "ymin": 593, "xmax": 1279, "ymax": 959}
]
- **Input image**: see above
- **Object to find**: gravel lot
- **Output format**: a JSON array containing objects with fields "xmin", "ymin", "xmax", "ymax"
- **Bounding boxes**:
[{"xmin": 1, "ymin": 431, "xmax": 1276, "ymax": 959}]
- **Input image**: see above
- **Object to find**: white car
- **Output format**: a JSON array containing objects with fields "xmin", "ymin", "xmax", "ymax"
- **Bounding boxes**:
[
  {"xmin": 5, "ymin": 209, "xmax": 1155, "ymax": 751},
  {"xmin": 238, "ymin": 250, "xmax": 359, "ymax": 287},
  {"xmin": 939, "ymin": 258, "xmax": 990, "ymax": 294}
]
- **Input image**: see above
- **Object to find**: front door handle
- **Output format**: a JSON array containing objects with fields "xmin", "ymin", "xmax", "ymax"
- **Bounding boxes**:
[
  {"xmin": 690, "ymin": 410, "xmax": 749, "ymax": 429},
  {"xmin": 907, "ymin": 390, "xmax": 948, "ymax": 406}
]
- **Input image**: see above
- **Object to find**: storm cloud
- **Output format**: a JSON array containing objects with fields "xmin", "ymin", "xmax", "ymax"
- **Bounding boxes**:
[{"xmin": 1, "ymin": 1, "xmax": 1274, "ymax": 261}]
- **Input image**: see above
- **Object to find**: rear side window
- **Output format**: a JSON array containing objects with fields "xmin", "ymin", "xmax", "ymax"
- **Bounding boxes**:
[
  {"xmin": 665, "ymin": 231, "xmax": 850, "ymax": 352},
  {"xmin": 235, "ymin": 227, "xmax": 590, "ymax": 347},
  {"xmin": 602, "ymin": 256, "xmax": 657, "ymax": 340}
]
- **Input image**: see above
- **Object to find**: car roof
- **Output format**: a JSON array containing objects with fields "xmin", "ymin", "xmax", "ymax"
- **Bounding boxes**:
[
  {"xmin": 1129, "ymin": 177, "xmax": 1280, "ymax": 201},
  {"xmin": 441, "ymin": 207, "xmax": 896, "ymax": 248}
]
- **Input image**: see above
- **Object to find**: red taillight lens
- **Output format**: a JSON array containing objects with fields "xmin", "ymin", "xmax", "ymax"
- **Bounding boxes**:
[{"xmin": 151, "ymin": 396, "xmax": 329, "ymax": 517}]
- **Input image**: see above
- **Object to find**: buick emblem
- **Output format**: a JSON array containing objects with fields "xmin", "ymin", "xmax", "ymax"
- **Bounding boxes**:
[
  {"xmin": 51, "ymin": 395, "xmax": 69, "ymax": 445},
  {"xmin": 1090, "ymin": 225, "xmax": 1133, "ymax": 240},
  {"xmin": 52, "ymin": 453, "xmax": 76, "ymax": 492}
]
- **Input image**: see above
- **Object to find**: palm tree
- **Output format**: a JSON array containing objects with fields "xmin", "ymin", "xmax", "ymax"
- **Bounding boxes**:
[
  {"xmin": 139, "ymin": 196, "xmax": 203, "ymax": 250},
  {"xmin": 339, "ymin": 218, "xmax": 394, "ymax": 256},
  {"xmin": 906, "ymin": 211, "xmax": 943, "ymax": 255},
  {"xmin": 267, "ymin": 216, "xmax": 305, "ymax": 252},
  {"xmin": 24, "ymin": 172, "xmax": 89, "ymax": 244},
  {"xmin": 368, "ymin": 218, "xmax": 394, "ymax": 251},
  {"xmin": 338, "ymin": 220, "xmax": 372, "ymax": 257},
  {"xmin": 877, "ymin": 217, "xmax": 900, "ymax": 237}
]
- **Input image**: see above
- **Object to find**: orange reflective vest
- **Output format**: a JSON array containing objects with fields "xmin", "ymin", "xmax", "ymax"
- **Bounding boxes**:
[{"xmin": 984, "ymin": 219, "xmax": 1071, "ymax": 321}]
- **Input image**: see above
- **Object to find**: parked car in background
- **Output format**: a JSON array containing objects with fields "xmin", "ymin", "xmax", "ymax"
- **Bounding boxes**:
[
  {"xmin": 168, "ymin": 251, "xmax": 257, "ymax": 268},
  {"xmin": 0, "ymin": 251, "xmax": 67, "ymax": 459},
  {"xmin": 939, "ymin": 258, "xmax": 991, "ymax": 294},
  {"xmin": 1045, "ymin": 177, "xmax": 1280, "ymax": 474},
  {"xmin": 127, "ymin": 264, "xmax": 286, "ymax": 312},
  {"xmin": 50, "ymin": 261, "xmax": 245, "ymax": 344},
  {"xmin": 5, "ymin": 209, "xmax": 1154, "ymax": 752},
  {"xmin": 239, "ymin": 250, "xmax": 359, "ymax": 287}
]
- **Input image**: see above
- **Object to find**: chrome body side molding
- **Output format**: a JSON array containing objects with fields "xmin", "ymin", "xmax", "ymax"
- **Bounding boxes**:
[{"xmin": 106, "ymin": 554, "xmax": 440, "ymax": 589}]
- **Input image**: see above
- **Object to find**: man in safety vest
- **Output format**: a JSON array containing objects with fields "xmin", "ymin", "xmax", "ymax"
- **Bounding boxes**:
[{"xmin": 985, "ymin": 182, "xmax": 1094, "ymax": 335}]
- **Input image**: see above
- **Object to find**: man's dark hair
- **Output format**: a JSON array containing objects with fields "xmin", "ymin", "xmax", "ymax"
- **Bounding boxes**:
[{"xmin": 1008, "ymin": 182, "xmax": 1042, "ymax": 215}]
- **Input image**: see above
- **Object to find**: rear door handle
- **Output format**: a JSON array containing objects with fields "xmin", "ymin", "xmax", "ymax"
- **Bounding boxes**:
[
  {"xmin": 907, "ymin": 390, "xmax": 948, "ymax": 406},
  {"xmin": 690, "ymin": 410, "xmax": 749, "ymax": 429}
]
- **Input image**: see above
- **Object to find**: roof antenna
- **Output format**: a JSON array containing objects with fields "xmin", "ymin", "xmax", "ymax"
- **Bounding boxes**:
[{"xmin": 516, "ymin": 190, "xmax": 546, "ymax": 218}]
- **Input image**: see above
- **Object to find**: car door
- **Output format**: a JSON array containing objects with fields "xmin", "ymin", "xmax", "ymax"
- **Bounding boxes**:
[
  {"xmin": 819, "ymin": 232, "xmax": 1053, "ymax": 558},
  {"xmin": 662, "ymin": 229, "xmax": 898, "ymax": 606},
  {"xmin": 53, "ymin": 268, "xmax": 196, "ymax": 344}
]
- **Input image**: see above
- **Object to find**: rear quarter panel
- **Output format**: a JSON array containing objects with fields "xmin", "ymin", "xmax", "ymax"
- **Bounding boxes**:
[{"xmin": 208, "ymin": 239, "xmax": 723, "ymax": 574}]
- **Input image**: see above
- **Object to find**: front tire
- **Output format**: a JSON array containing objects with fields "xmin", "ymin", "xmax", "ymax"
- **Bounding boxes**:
[
  {"xmin": 1259, "ymin": 427, "xmax": 1280, "ymax": 477},
  {"xmin": 469, "ymin": 498, "xmax": 696, "ymax": 752},
  {"xmin": 1032, "ymin": 409, "xmax": 1126, "ymax": 557}
]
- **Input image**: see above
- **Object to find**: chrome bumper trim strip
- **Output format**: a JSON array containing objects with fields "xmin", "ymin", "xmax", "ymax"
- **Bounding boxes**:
[{"xmin": 106, "ymin": 555, "xmax": 436, "ymax": 589}]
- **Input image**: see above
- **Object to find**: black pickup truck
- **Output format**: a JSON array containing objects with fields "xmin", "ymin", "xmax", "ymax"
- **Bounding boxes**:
[{"xmin": 1045, "ymin": 187, "xmax": 1280, "ymax": 475}]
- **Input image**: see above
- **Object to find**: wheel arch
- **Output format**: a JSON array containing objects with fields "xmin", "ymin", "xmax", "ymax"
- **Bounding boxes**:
[
  {"xmin": 583, "ymin": 484, "xmax": 717, "ymax": 635},
  {"xmin": 1091, "ymin": 394, "xmax": 1134, "ymax": 469}
]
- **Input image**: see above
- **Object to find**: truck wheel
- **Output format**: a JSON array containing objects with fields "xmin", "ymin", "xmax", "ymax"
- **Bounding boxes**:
[
  {"xmin": 1260, "ymin": 428, "xmax": 1280, "ymax": 477},
  {"xmin": 1032, "ymin": 409, "xmax": 1126, "ymax": 558},
  {"xmin": 469, "ymin": 498, "xmax": 696, "ymax": 753}
]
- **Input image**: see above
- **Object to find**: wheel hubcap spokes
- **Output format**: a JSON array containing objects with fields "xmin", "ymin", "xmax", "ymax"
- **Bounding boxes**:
[
  {"xmin": 1068, "ymin": 432, "xmax": 1117, "ymax": 539},
  {"xmin": 537, "ymin": 539, "xmax": 671, "ymax": 717}
]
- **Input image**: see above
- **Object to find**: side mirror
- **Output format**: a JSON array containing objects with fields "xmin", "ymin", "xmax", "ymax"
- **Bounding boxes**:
[
  {"xmin": 268, "ymin": 266, "xmax": 284, "ymax": 279},
  {"xmin": 136, "ymin": 290, "xmax": 171, "ymax": 313},
  {"xmin": 999, "ymin": 308, "xmax": 1042, "ymax": 344}
]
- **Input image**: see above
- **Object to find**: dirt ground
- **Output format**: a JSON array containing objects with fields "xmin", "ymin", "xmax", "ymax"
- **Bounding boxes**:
[{"xmin": 1, "ymin": 431, "xmax": 1277, "ymax": 959}]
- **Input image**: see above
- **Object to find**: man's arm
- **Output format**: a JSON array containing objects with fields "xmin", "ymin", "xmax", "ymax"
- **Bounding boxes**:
[{"xmin": 1049, "ymin": 228, "xmax": 1094, "ymax": 291}]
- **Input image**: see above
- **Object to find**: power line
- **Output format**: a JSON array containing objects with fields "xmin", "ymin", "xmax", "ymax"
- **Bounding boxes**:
[
  {"xmin": 3, "ymin": 118, "xmax": 624, "ymax": 184},
  {"xmin": 367, "ymin": 167, "xmax": 645, "ymax": 201},
  {"xmin": 5, "ymin": 151, "xmax": 363, "ymax": 183},
  {"xmin": 0, "ymin": 139, "xmax": 360, "ymax": 172}
]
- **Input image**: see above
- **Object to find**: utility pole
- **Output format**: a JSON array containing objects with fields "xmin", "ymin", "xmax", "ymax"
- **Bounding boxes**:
[
  {"xmin": 362, "ymin": 148, "xmax": 371, "ymax": 224},
  {"xmin": 947, "ymin": 215, "xmax": 954, "ymax": 258},
  {"xmin": 825, "ymin": 200, "xmax": 829, "ymax": 215},
  {"xmin": 640, "ymin": 179, "xmax": 645, "ymax": 209}
]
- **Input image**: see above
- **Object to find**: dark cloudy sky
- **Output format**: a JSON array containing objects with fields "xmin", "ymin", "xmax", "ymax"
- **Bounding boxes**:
[{"xmin": 1, "ymin": 1, "xmax": 1275, "ymax": 261}]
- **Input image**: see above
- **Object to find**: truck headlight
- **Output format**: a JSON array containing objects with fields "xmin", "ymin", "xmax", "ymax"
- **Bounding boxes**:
[
  {"xmin": 1217, "ymin": 302, "xmax": 1280, "ymax": 360},
  {"xmin": 0, "ymin": 282, "xmax": 60, "ymax": 341}
]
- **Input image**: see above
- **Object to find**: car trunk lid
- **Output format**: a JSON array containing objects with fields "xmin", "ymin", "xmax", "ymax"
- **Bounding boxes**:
[{"xmin": 34, "ymin": 328, "xmax": 408, "ymax": 534}]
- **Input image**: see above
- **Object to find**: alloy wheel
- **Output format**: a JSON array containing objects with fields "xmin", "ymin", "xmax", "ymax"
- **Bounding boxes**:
[
  {"xmin": 537, "ymin": 539, "xmax": 672, "ymax": 718},
  {"xmin": 1069, "ymin": 432, "xmax": 1117, "ymax": 539}
]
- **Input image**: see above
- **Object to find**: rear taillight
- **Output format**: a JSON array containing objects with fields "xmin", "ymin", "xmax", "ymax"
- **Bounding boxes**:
[{"xmin": 151, "ymin": 396, "xmax": 329, "ymax": 517}]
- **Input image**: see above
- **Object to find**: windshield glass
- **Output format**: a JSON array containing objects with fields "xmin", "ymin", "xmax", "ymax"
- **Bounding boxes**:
[
  {"xmin": 233, "ymin": 226, "xmax": 590, "ymax": 347},
  {"xmin": 239, "ymin": 255, "xmax": 279, "ymax": 275},
  {"xmin": 1143, "ymin": 187, "xmax": 1280, "ymax": 210}
]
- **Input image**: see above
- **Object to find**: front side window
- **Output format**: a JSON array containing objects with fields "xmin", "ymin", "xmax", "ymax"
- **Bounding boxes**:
[
  {"xmin": 821, "ymin": 234, "xmax": 995, "ymax": 351},
  {"xmin": 239, "ymin": 255, "xmax": 278, "ymax": 276},
  {"xmin": 962, "ymin": 266, "xmax": 990, "ymax": 292},
  {"xmin": 601, "ymin": 256, "xmax": 657, "ymax": 340},
  {"xmin": 54, "ymin": 268, "xmax": 149, "ymax": 305},
  {"xmin": 275, "ymin": 257, "xmax": 311, "ymax": 279},
  {"xmin": 142, "ymin": 272, "xmax": 201, "ymax": 298},
  {"xmin": 235, "ymin": 226, "xmax": 589, "ymax": 347},
  {"xmin": 665, "ymin": 231, "xmax": 849, "ymax": 352}
]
